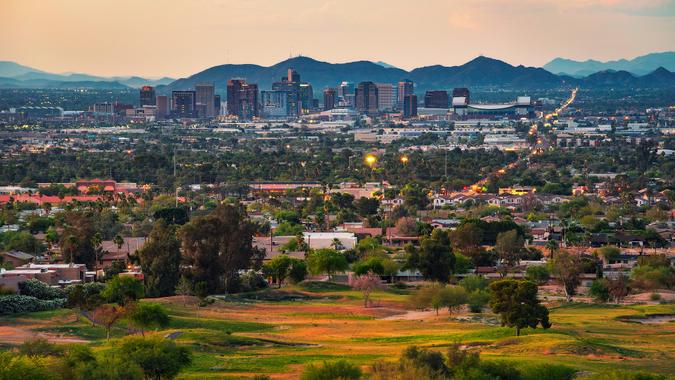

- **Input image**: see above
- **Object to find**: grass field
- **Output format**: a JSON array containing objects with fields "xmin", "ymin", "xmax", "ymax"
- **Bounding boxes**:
[{"xmin": 1, "ymin": 283, "xmax": 674, "ymax": 379}]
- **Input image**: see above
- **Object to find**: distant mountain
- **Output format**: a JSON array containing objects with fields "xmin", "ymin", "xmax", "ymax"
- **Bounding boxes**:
[
  {"xmin": 0, "ymin": 61, "xmax": 174, "ymax": 89},
  {"xmin": 544, "ymin": 52, "xmax": 675, "ymax": 76},
  {"xmin": 575, "ymin": 67, "xmax": 675, "ymax": 89},
  {"xmin": 166, "ymin": 55, "xmax": 569, "ymax": 94},
  {"xmin": 374, "ymin": 61, "xmax": 398, "ymax": 69},
  {"xmin": 0, "ymin": 61, "xmax": 46, "ymax": 78},
  {"xmin": 0, "ymin": 76, "xmax": 129, "ymax": 89}
]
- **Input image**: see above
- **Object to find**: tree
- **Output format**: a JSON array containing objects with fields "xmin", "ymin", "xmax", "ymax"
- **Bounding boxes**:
[
  {"xmin": 180, "ymin": 204, "xmax": 264, "ymax": 294},
  {"xmin": 288, "ymin": 259, "xmax": 308, "ymax": 284},
  {"xmin": 128, "ymin": 302, "xmax": 170, "ymax": 336},
  {"xmin": 595, "ymin": 246, "xmax": 621, "ymax": 264},
  {"xmin": 91, "ymin": 304, "xmax": 125, "ymax": 340},
  {"xmin": 66, "ymin": 282, "xmax": 105, "ymax": 319},
  {"xmin": 0, "ymin": 352, "xmax": 57, "ymax": 380},
  {"xmin": 355, "ymin": 197, "xmax": 380, "ymax": 217},
  {"xmin": 57, "ymin": 210, "xmax": 98, "ymax": 268},
  {"xmin": 589, "ymin": 279, "xmax": 610, "ymax": 303},
  {"xmin": 525, "ymin": 265, "xmax": 551, "ymax": 285},
  {"xmin": 102, "ymin": 276, "xmax": 145, "ymax": 305},
  {"xmin": 467, "ymin": 290, "xmax": 491, "ymax": 313},
  {"xmin": 349, "ymin": 271, "xmax": 385, "ymax": 308},
  {"xmin": 449, "ymin": 222, "xmax": 483, "ymax": 256},
  {"xmin": 118, "ymin": 335, "xmax": 192, "ymax": 380},
  {"xmin": 459, "ymin": 274, "xmax": 489, "ymax": 293},
  {"xmin": 607, "ymin": 275, "xmax": 631, "ymax": 303},
  {"xmin": 489, "ymin": 279, "xmax": 551, "ymax": 336},
  {"xmin": 113, "ymin": 234, "xmax": 125, "ymax": 252},
  {"xmin": 306, "ymin": 248, "xmax": 348, "ymax": 281},
  {"xmin": 495, "ymin": 230, "xmax": 524, "ymax": 276},
  {"xmin": 262, "ymin": 254, "xmax": 293, "ymax": 288},
  {"xmin": 395, "ymin": 217, "xmax": 418, "ymax": 237},
  {"xmin": 550, "ymin": 251, "xmax": 582, "ymax": 302},
  {"xmin": 432, "ymin": 286, "xmax": 467, "ymax": 315},
  {"xmin": 405, "ymin": 229, "xmax": 455, "ymax": 283},
  {"xmin": 137, "ymin": 221, "xmax": 181, "ymax": 297}
]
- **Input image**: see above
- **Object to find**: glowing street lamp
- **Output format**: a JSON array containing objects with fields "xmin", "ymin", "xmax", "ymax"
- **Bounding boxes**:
[
  {"xmin": 400, "ymin": 155, "xmax": 409, "ymax": 164},
  {"xmin": 365, "ymin": 154, "xmax": 377, "ymax": 167}
]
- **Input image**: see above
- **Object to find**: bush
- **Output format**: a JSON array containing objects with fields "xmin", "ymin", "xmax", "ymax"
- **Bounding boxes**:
[
  {"xmin": 288, "ymin": 259, "xmax": 308, "ymax": 283},
  {"xmin": 589, "ymin": 279, "xmax": 610, "ymax": 303},
  {"xmin": 525, "ymin": 265, "xmax": 550, "ymax": 285},
  {"xmin": 458, "ymin": 275, "xmax": 489, "ymax": 292},
  {"xmin": 649, "ymin": 292, "xmax": 662, "ymax": 301},
  {"xmin": 239, "ymin": 270, "xmax": 269, "ymax": 292},
  {"xmin": 467, "ymin": 290, "xmax": 490, "ymax": 313},
  {"xmin": 102, "ymin": 276, "xmax": 144, "ymax": 305},
  {"xmin": 18, "ymin": 279, "xmax": 65, "ymax": 300},
  {"xmin": 0, "ymin": 352, "xmax": 58, "ymax": 379},
  {"xmin": 118, "ymin": 335, "xmax": 192, "ymax": 380},
  {"xmin": 19, "ymin": 338, "xmax": 63, "ymax": 357},
  {"xmin": 520, "ymin": 363, "xmax": 576, "ymax": 380},
  {"xmin": 586, "ymin": 370, "xmax": 667, "ymax": 380},
  {"xmin": 301, "ymin": 360, "xmax": 362, "ymax": 380},
  {"xmin": 0, "ymin": 295, "xmax": 65, "ymax": 314}
]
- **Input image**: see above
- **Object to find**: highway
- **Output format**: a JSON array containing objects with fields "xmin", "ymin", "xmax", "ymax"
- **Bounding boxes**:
[{"xmin": 466, "ymin": 88, "xmax": 578, "ymax": 193}]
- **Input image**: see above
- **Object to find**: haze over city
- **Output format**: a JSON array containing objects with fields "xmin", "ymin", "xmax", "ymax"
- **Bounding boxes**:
[{"xmin": 2, "ymin": 0, "xmax": 675, "ymax": 77}]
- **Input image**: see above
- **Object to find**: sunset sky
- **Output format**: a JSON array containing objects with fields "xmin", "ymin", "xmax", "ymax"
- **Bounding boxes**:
[{"xmin": 1, "ymin": 0, "xmax": 674, "ymax": 78}]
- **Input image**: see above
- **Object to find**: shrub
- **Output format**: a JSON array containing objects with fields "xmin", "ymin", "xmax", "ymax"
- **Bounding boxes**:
[
  {"xmin": 0, "ymin": 295, "xmax": 65, "ymax": 314},
  {"xmin": 459, "ymin": 275, "xmax": 489, "ymax": 292},
  {"xmin": 589, "ymin": 279, "xmax": 610, "ymax": 303},
  {"xmin": 525, "ymin": 265, "xmax": 550, "ymax": 285},
  {"xmin": 118, "ymin": 335, "xmax": 192, "ymax": 380},
  {"xmin": 467, "ymin": 290, "xmax": 490, "ymax": 313},
  {"xmin": 102, "ymin": 276, "xmax": 144, "ymax": 305},
  {"xmin": 520, "ymin": 363, "xmax": 576, "ymax": 380},
  {"xmin": 301, "ymin": 360, "xmax": 362, "ymax": 380},
  {"xmin": 18, "ymin": 338, "xmax": 63, "ymax": 357},
  {"xmin": 239, "ymin": 270, "xmax": 269, "ymax": 292},
  {"xmin": 0, "ymin": 352, "xmax": 58, "ymax": 380},
  {"xmin": 586, "ymin": 370, "xmax": 667, "ymax": 380},
  {"xmin": 18, "ymin": 279, "xmax": 65, "ymax": 300},
  {"xmin": 288, "ymin": 259, "xmax": 308, "ymax": 284},
  {"xmin": 649, "ymin": 292, "xmax": 662, "ymax": 301}
]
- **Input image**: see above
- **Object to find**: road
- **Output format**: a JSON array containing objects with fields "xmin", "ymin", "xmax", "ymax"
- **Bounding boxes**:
[{"xmin": 466, "ymin": 88, "xmax": 578, "ymax": 193}]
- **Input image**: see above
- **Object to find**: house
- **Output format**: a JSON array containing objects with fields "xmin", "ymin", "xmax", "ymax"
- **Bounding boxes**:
[
  {"xmin": 0, "ymin": 267, "xmax": 56, "ymax": 291},
  {"xmin": 0, "ymin": 251, "xmax": 34, "ymax": 268},
  {"xmin": 303, "ymin": 232, "xmax": 357, "ymax": 250},
  {"xmin": 16, "ymin": 263, "xmax": 87, "ymax": 286}
]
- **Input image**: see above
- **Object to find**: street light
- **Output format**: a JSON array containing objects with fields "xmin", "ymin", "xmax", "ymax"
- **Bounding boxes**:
[
  {"xmin": 400, "ymin": 155, "xmax": 409, "ymax": 164},
  {"xmin": 365, "ymin": 154, "xmax": 377, "ymax": 167}
]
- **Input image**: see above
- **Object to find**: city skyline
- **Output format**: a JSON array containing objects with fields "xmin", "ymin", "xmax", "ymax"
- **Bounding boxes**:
[{"xmin": 2, "ymin": 0, "xmax": 674, "ymax": 78}]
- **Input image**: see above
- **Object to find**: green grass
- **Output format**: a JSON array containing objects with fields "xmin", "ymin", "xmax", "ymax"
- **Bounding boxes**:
[{"xmin": 167, "ymin": 315, "xmax": 272, "ymax": 333}]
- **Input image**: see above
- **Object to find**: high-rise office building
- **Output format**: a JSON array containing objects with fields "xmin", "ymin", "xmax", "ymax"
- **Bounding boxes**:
[
  {"xmin": 214, "ymin": 95, "xmax": 221, "ymax": 116},
  {"xmin": 299, "ymin": 83, "xmax": 314, "ymax": 113},
  {"xmin": 323, "ymin": 88, "xmax": 336, "ymax": 111},
  {"xmin": 424, "ymin": 90, "xmax": 449, "ymax": 108},
  {"xmin": 397, "ymin": 80, "xmax": 414, "ymax": 110},
  {"xmin": 227, "ymin": 79, "xmax": 258, "ymax": 119},
  {"xmin": 171, "ymin": 90, "xmax": 196, "ymax": 118},
  {"xmin": 139, "ymin": 86, "xmax": 156, "ymax": 107},
  {"xmin": 195, "ymin": 83, "xmax": 215, "ymax": 117},
  {"xmin": 156, "ymin": 95, "xmax": 169, "ymax": 119},
  {"xmin": 403, "ymin": 94, "xmax": 418, "ymax": 118},
  {"xmin": 355, "ymin": 81, "xmax": 378, "ymax": 116},
  {"xmin": 375, "ymin": 83, "xmax": 395, "ymax": 111},
  {"xmin": 261, "ymin": 90, "xmax": 289, "ymax": 118}
]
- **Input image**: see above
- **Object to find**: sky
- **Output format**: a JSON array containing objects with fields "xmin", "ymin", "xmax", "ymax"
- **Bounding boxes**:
[{"xmin": 1, "ymin": 0, "xmax": 674, "ymax": 78}]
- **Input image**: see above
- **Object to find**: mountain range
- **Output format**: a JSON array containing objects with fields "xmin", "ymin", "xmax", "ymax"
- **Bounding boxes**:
[
  {"xmin": 163, "ymin": 56, "xmax": 674, "ymax": 94},
  {"xmin": 1, "ymin": 55, "xmax": 674, "ymax": 92},
  {"xmin": 543, "ymin": 52, "xmax": 675, "ymax": 76},
  {"xmin": 0, "ymin": 61, "xmax": 174, "ymax": 89}
]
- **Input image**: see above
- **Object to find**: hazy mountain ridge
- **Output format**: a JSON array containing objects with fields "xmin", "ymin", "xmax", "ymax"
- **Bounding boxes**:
[
  {"xmin": 1, "ymin": 55, "xmax": 673, "ymax": 92},
  {"xmin": 544, "ymin": 52, "xmax": 675, "ymax": 76},
  {"xmin": 0, "ymin": 61, "xmax": 174, "ymax": 89}
]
